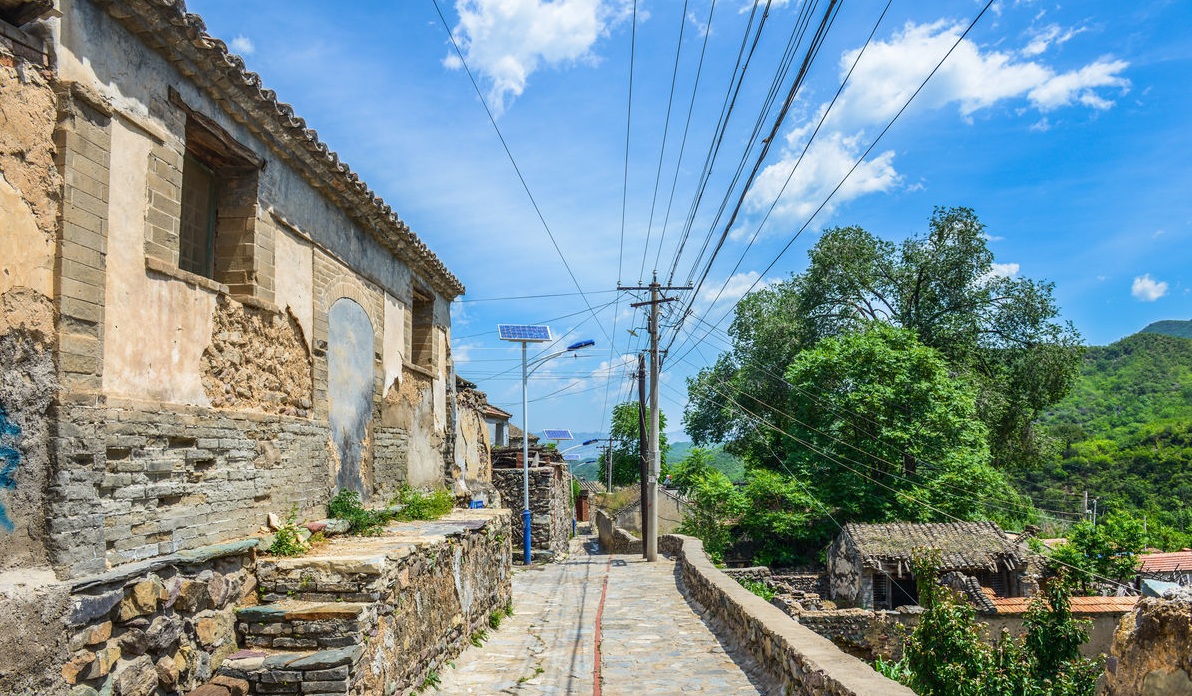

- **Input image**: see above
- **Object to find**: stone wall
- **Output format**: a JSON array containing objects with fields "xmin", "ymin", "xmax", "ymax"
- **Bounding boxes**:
[
  {"xmin": 595, "ymin": 508, "xmax": 641, "ymax": 555},
  {"xmin": 1099, "ymin": 592, "xmax": 1192, "ymax": 695},
  {"xmin": 492, "ymin": 464, "xmax": 570, "ymax": 558},
  {"xmin": 48, "ymin": 400, "xmax": 333, "ymax": 578},
  {"xmin": 58, "ymin": 539, "xmax": 259, "ymax": 696},
  {"xmin": 660, "ymin": 534, "xmax": 915, "ymax": 696},
  {"xmin": 452, "ymin": 387, "xmax": 492, "ymax": 491}
]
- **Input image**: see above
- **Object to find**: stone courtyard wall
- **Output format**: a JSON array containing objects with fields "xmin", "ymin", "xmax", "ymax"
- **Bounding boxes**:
[
  {"xmin": 1099, "ymin": 593, "xmax": 1192, "ymax": 695},
  {"xmin": 660, "ymin": 534, "xmax": 915, "ymax": 696},
  {"xmin": 595, "ymin": 508, "xmax": 641, "ymax": 555},
  {"xmin": 492, "ymin": 464, "xmax": 570, "ymax": 558}
]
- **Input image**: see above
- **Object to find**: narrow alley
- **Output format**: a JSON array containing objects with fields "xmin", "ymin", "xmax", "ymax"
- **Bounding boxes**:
[{"xmin": 436, "ymin": 535, "xmax": 772, "ymax": 695}]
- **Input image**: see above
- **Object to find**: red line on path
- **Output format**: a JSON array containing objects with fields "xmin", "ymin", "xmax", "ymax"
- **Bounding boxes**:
[{"xmin": 593, "ymin": 554, "xmax": 613, "ymax": 696}]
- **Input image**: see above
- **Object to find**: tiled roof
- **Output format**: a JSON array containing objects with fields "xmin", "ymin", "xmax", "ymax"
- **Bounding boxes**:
[
  {"xmin": 93, "ymin": 0, "xmax": 465, "ymax": 297},
  {"xmin": 841, "ymin": 521, "xmax": 1029, "ymax": 572},
  {"xmin": 483, "ymin": 405, "xmax": 513, "ymax": 420},
  {"xmin": 991, "ymin": 595, "xmax": 1138, "ymax": 615},
  {"xmin": 576, "ymin": 479, "xmax": 605, "ymax": 495},
  {"xmin": 1139, "ymin": 551, "xmax": 1192, "ymax": 573}
]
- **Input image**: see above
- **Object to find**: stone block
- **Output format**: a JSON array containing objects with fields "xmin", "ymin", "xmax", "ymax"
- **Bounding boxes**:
[
  {"xmin": 62, "ymin": 651, "xmax": 95, "ymax": 684},
  {"xmin": 70, "ymin": 621, "xmax": 113, "ymax": 650},
  {"xmin": 300, "ymin": 680, "xmax": 348, "ymax": 693},
  {"xmin": 114, "ymin": 655, "xmax": 158, "ymax": 696},
  {"xmin": 118, "ymin": 627, "xmax": 148, "ymax": 655},
  {"xmin": 155, "ymin": 655, "xmax": 179, "ymax": 691},
  {"xmin": 186, "ymin": 686, "xmax": 230, "ymax": 696},
  {"xmin": 68, "ymin": 590, "xmax": 123, "ymax": 626},
  {"xmin": 211, "ymin": 675, "xmax": 251, "ymax": 696}
]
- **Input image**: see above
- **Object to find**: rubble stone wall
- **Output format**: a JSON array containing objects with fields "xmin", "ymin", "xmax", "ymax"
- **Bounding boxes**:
[
  {"xmin": 492, "ymin": 465, "xmax": 570, "ymax": 557},
  {"xmin": 1099, "ymin": 595, "xmax": 1192, "ymax": 696},
  {"xmin": 48, "ymin": 400, "xmax": 334, "ymax": 578},
  {"xmin": 661, "ymin": 533, "xmax": 916, "ymax": 696},
  {"xmin": 59, "ymin": 541, "xmax": 259, "ymax": 696},
  {"xmin": 595, "ymin": 507, "xmax": 641, "ymax": 555}
]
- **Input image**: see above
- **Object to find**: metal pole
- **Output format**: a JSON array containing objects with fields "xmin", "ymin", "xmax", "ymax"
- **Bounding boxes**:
[
  {"xmin": 637, "ymin": 354, "xmax": 649, "ymax": 560},
  {"xmin": 1083, "ymin": 490, "xmax": 1088, "ymax": 522},
  {"xmin": 646, "ymin": 278, "xmax": 660, "ymax": 561},
  {"xmin": 522, "ymin": 342, "xmax": 531, "ymax": 565},
  {"xmin": 605, "ymin": 444, "xmax": 612, "ymax": 492}
]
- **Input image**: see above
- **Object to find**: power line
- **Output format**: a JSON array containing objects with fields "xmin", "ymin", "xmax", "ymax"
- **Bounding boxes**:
[
  {"xmin": 639, "ymin": 0, "xmax": 691, "ymax": 283},
  {"xmin": 667, "ymin": 0, "xmax": 1000, "ymax": 366},
  {"xmin": 452, "ymin": 298, "xmax": 620, "ymax": 342},
  {"xmin": 455, "ymin": 290, "xmax": 618, "ymax": 304},
  {"xmin": 618, "ymin": 0, "xmax": 638, "ymax": 286},
  {"xmin": 430, "ymin": 0, "xmax": 612, "ymax": 346}
]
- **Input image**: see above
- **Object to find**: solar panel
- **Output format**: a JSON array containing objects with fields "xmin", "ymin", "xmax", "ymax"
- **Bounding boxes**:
[
  {"xmin": 497, "ymin": 324, "xmax": 552, "ymax": 342},
  {"xmin": 562, "ymin": 453, "xmax": 581, "ymax": 461},
  {"xmin": 542, "ymin": 429, "xmax": 573, "ymax": 440}
]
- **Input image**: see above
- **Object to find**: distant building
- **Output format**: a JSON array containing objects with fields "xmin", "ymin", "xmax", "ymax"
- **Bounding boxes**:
[
  {"xmin": 827, "ymin": 522, "xmax": 1032, "ymax": 610},
  {"xmin": 484, "ymin": 404, "xmax": 513, "ymax": 447},
  {"xmin": 1138, "ymin": 550, "xmax": 1192, "ymax": 586}
]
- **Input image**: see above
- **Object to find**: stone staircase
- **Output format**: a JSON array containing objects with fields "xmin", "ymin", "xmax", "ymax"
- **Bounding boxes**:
[{"xmin": 216, "ymin": 509, "xmax": 512, "ymax": 696}]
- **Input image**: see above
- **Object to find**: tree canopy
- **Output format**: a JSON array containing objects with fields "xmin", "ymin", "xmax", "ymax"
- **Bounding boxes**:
[
  {"xmin": 685, "ymin": 207, "xmax": 1083, "ymax": 473},
  {"xmin": 606, "ymin": 401, "xmax": 668, "ymax": 487}
]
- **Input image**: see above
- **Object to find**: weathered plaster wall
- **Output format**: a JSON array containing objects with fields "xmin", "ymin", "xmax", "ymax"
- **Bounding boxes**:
[
  {"xmin": 272, "ymin": 225, "xmax": 313, "ymax": 349},
  {"xmin": 827, "ymin": 535, "xmax": 866, "ymax": 608},
  {"xmin": 0, "ymin": 568, "xmax": 71, "ymax": 696},
  {"xmin": 384, "ymin": 370, "xmax": 443, "ymax": 489},
  {"xmin": 102, "ymin": 119, "xmax": 216, "ymax": 406},
  {"xmin": 0, "ymin": 52, "xmax": 59, "ymax": 571},
  {"xmin": 454, "ymin": 388, "xmax": 492, "ymax": 487},
  {"xmin": 381, "ymin": 292, "xmax": 406, "ymax": 394}
]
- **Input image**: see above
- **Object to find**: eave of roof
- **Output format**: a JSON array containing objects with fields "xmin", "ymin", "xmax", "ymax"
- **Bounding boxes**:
[
  {"xmin": 1139, "ymin": 551, "xmax": 1192, "ymax": 573},
  {"xmin": 991, "ymin": 596, "xmax": 1137, "ymax": 614},
  {"xmin": 92, "ymin": 0, "xmax": 465, "ymax": 298}
]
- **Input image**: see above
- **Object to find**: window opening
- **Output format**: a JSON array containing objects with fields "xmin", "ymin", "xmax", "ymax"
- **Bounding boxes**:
[
  {"xmin": 179, "ymin": 153, "xmax": 217, "ymax": 277},
  {"xmin": 411, "ymin": 290, "xmax": 434, "ymax": 369},
  {"xmin": 872, "ymin": 573, "xmax": 889, "ymax": 608}
]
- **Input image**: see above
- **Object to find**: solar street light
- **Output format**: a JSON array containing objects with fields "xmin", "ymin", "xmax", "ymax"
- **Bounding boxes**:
[{"xmin": 498, "ymin": 324, "xmax": 595, "ymax": 564}]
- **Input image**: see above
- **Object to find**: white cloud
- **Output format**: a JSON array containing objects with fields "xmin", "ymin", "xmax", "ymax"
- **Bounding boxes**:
[
  {"xmin": 1030, "ymin": 117, "xmax": 1051, "ymax": 132},
  {"xmin": 446, "ymin": 0, "xmax": 630, "ymax": 113},
  {"xmin": 1153, "ymin": 229, "xmax": 1166, "ymax": 238},
  {"xmin": 1131, "ymin": 274, "xmax": 1168, "ymax": 301},
  {"xmin": 981, "ymin": 233, "xmax": 1005, "ymax": 241},
  {"xmin": 702, "ymin": 271, "xmax": 777, "ymax": 303},
  {"xmin": 739, "ymin": 19, "xmax": 1129, "ymax": 235},
  {"xmin": 979, "ymin": 262, "xmax": 1020, "ymax": 284},
  {"xmin": 229, "ymin": 36, "xmax": 255, "ymax": 55},
  {"xmin": 1022, "ymin": 23, "xmax": 1084, "ymax": 57}
]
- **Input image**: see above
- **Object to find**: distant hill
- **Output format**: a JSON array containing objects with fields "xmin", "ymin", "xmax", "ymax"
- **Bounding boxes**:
[
  {"xmin": 1018, "ymin": 331, "xmax": 1192, "ymax": 531},
  {"xmin": 1141, "ymin": 319, "xmax": 1192, "ymax": 340},
  {"xmin": 668, "ymin": 441, "xmax": 747, "ymax": 483},
  {"xmin": 1041, "ymin": 332, "xmax": 1192, "ymax": 437}
]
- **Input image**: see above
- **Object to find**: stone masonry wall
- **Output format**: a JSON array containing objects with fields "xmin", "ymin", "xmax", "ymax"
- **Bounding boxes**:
[
  {"xmin": 1100, "ymin": 592, "xmax": 1192, "ymax": 695},
  {"xmin": 660, "ymin": 534, "xmax": 915, "ymax": 696},
  {"xmin": 595, "ymin": 508, "xmax": 641, "ymax": 555},
  {"xmin": 48, "ymin": 400, "xmax": 333, "ymax": 578},
  {"xmin": 492, "ymin": 465, "xmax": 570, "ymax": 558},
  {"xmin": 60, "ymin": 540, "xmax": 259, "ymax": 696}
]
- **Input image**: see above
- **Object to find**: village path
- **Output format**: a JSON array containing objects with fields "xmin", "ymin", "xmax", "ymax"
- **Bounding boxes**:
[{"xmin": 435, "ymin": 534, "xmax": 772, "ymax": 695}]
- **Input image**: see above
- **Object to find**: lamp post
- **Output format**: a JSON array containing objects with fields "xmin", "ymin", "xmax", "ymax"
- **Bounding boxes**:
[{"xmin": 497, "ymin": 325, "xmax": 594, "ymax": 564}]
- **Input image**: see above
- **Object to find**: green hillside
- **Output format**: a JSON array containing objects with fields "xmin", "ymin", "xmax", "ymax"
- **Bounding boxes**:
[
  {"xmin": 1141, "ymin": 319, "xmax": 1192, "ymax": 340},
  {"xmin": 1018, "ymin": 332, "xmax": 1192, "ymax": 531},
  {"xmin": 1041, "ymin": 332, "xmax": 1192, "ymax": 437},
  {"xmin": 668, "ymin": 441, "xmax": 747, "ymax": 483}
]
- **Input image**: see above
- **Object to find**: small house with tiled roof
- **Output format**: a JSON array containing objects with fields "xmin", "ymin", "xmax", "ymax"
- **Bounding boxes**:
[
  {"xmin": 826, "ymin": 521, "xmax": 1032, "ymax": 610},
  {"xmin": 1138, "ymin": 550, "xmax": 1192, "ymax": 585}
]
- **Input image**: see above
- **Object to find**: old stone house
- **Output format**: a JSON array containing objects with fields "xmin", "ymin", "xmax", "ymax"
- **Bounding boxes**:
[
  {"xmin": 0, "ymin": 1, "xmax": 512, "ymax": 693},
  {"xmin": 827, "ymin": 522, "xmax": 1032, "ymax": 610}
]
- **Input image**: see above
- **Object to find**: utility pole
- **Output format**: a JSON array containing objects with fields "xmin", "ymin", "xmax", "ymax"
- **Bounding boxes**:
[
  {"xmin": 620, "ymin": 275, "xmax": 693, "ymax": 562},
  {"xmin": 636, "ymin": 354, "xmax": 649, "ymax": 560},
  {"xmin": 1083, "ymin": 490, "xmax": 1089, "ymax": 522},
  {"xmin": 604, "ymin": 444, "xmax": 613, "ymax": 492}
]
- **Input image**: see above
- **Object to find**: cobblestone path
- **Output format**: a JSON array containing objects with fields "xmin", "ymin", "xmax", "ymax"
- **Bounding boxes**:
[{"xmin": 436, "ymin": 535, "xmax": 771, "ymax": 695}]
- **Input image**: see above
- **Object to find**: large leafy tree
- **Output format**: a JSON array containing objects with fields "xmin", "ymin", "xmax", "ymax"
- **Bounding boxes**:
[
  {"xmin": 607, "ymin": 401, "xmax": 668, "ymax": 487},
  {"xmin": 686, "ymin": 207, "xmax": 1082, "ymax": 472}
]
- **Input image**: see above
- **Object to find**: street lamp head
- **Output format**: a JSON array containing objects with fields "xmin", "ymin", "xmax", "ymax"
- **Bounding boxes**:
[
  {"xmin": 566, "ymin": 339, "xmax": 595, "ymax": 351},
  {"xmin": 582, "ymin": 438, "xmax": 598, "ymax": 446}
]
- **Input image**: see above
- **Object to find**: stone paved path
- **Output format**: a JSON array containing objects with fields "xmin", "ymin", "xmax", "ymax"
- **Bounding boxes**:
[{"xmin": 436, "ymin": 535, "xmax": 772, "ymax": 695}]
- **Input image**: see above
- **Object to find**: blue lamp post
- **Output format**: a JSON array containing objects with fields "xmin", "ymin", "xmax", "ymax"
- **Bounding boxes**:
[{"xmin": 497, "ymin": 326, "xmax": 595, "ymax": 564}]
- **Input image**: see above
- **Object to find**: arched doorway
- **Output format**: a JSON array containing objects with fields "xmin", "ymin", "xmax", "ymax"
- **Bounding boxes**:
[{"xmin": 328, "ymin": 298, "xmax": 373, "ymax": 499}]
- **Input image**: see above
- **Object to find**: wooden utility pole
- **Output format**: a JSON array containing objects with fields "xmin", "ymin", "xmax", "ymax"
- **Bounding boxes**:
[
  {"xmin": 620, "ymin": 275, "xmax": 693, "ymax": 561},
  {"xmin": 636, "ymin": 353, "xmax": 649, "ymax": 560}
]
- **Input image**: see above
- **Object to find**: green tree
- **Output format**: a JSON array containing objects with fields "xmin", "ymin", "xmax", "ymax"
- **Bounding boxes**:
[
  {"xmin": 685, "ymin": 207, "xmax": 1082, "ymax": 472},
  {"xmin": 1049, "ymin": 511, "xmax": 1145, "ymax": 590},
  {"xmin": 676, "ymin": 469, "xmax": 742, "ymax": 564},
  {"xmin": 671, "ymin": 446, "xmax": 715, "ymax": 494},
  {"xmin": 607, "ymin": 401, "xmax": 668, "ymax": 487},
  {"xmin": 735, "ymin": 470, "xmax": 825, "ymax": 566}
]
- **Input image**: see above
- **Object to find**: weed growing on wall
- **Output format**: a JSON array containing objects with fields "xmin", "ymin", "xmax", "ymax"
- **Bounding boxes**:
[
  {"xmin": 738, "ymin": 578, "xmax": 777, "ymax": 602},
  {"xmin": 327, "ymin": 486, "xmax": 456, "ymax": 536},
  {"xmin": 268, "ymin": 505, "xmax": 311, "ymax": 556},
  {"xmin": 327, "ymin": 489, "xmax": 394, "ymax": 536},
  {"xmin": 393, "ymin": 485, "xmax": 454, "ymax": 521}
]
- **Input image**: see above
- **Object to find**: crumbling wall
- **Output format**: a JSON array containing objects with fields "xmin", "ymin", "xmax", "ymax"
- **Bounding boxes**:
[
  {"xmin": 0, "ymin": 44, "xmax": 59, "ymax": 573},
  {"xmin": 492, "ymin": 463, "xmax": 570, "ymax": 558},
  {"xmin": 201, "ymin": 296, "xmax": 313, "ymax": 416},
  {"xmin": 0, "ymin": 569, "xmax": 72, "ymax": 696},
  {"xmin": 383, "ymin": 368, "xmax": 443, "ymax": 488},
  {"xmin": 1099, "ymin": 592, "xmax": 1192, "ymax": 695},
  {"xmin": 454, "ymin": 387, "xmax": 492, "ymax": 487}
]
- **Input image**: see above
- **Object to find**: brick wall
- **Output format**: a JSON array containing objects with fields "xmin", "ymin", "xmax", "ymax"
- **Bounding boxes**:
[{"xmin": 47, "ymin": 399, "xmax": 333, "ymax": 578}]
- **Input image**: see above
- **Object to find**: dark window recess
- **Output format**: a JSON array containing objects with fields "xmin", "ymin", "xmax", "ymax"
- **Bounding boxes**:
[
  {"xmin": 179, "ymin": 154, "xmax": 216, "ymax": 276},
  {"xmin": 411, "ymin": 290, "xmax": 434, "ymax": 369},
  {"xmin": 989, "ymin": 572, "xmax": 1007, "ymax": 597},
  {"xmin": 873, "ymin": 573, "xmax": 889, "ymax": 608},
  {"xmin": 169, "ymin": 88, "xmax": 264, "ymax": 290}
]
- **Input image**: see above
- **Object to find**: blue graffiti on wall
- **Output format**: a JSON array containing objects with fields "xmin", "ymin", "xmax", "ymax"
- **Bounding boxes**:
[{"xmin": 0, "ymin": 406, "xmax": 20, "ymax": 532}]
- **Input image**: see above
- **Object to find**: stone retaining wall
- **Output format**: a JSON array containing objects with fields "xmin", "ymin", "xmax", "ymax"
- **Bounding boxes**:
[
  {"xmin": 660, "ymin": 534, "xmax": 914, "ymax": 696},
  {"xmin": 492, "ymin": 465, "xmax": 569, "ymax": 557},
  {"xmin": 594, "ymin": 508, "xmax": 641, "ymax": 555}
]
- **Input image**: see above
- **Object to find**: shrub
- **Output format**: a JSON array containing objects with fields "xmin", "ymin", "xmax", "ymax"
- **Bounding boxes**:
[
  {"xmin": 393, "ymin": 486, "xmax": 455, "ymax": 521},
  {"xmin": 327, "ymin": 488, "xmax": 393, "ymax": 536},
  {"xmin": 739, "ymin": 578, "xmax": 776, "ymax": 602},
  {"xmin": 268, "ymin": 505, "xmax": 311, "ymax": 556}
]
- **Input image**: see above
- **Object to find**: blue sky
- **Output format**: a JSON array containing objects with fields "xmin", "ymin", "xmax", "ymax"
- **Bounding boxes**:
[{"xmin": 190, "ymin": 0, "xmax": 1192, "ymax": 444}]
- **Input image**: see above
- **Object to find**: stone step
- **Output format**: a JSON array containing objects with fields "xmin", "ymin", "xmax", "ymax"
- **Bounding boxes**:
[
  {"xmin": 218, "ymin": 646, "xmax": 365, "ymax": 696},
  {"xmin": 235, "ymin": 602, "xmax": 375, "ymax": 651}
]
